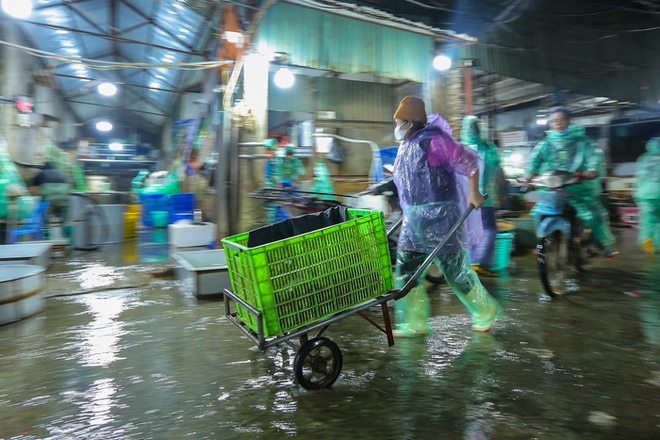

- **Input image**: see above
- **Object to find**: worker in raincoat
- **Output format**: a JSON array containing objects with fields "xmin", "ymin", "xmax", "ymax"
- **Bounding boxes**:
[
  {"xmin": 461, "ymin": 115, "xmax": 506, "ymax": 277},
  {"xmin": 634, "ymin": 137, "xmax": 660, "ymax": 253},
  {"xmin": 525, "ymin": 108, "xmax": 618, "ymax": 257},
  {"xmin": 263, "ymin": 137, "xmax": 280, "ymax": 223},
  {"xmin": 29, "ymin": 162, "xmax": 71, "ymax": 220},
  {"xmin": 275, "ymin": 146, "xmax": 305, "ymax": 188},
  {"xmin": 392, "ymin": 96, "xmax": 504, "ymax": 336}
]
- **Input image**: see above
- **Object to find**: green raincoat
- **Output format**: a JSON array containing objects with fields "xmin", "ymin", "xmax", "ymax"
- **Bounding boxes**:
[
  {"xmin": 460, "ymin": 116, "xmax": 502, "ymax": 208},
  {"xmin": 527, "ymin": 124, "xmax": 615, "ymax": 246},
  {"xmin": 634, "ymin": 137, "xmax": 660, "ymax": 250}
]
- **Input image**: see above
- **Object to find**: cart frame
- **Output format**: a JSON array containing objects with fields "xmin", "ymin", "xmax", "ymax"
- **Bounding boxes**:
[{"xmin": 223, "ymin": 202, "xmax": 478, "ymax": 389}]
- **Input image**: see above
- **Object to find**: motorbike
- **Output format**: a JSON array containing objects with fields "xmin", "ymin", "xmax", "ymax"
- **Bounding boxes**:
[{"xmin": 529, "ymin": 170, "xmax": 596, "ymax": 297}]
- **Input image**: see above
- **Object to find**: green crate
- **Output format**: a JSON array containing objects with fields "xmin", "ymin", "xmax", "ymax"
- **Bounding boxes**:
[{"xmin": 222, "ymin": 209, "xmax": 394, "ymax": 337}]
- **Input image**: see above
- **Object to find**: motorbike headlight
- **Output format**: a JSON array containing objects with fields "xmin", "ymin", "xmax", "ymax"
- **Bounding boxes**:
[{"xmin": 537, "ymin": 174, "xmax": 564, "ymax": 189}]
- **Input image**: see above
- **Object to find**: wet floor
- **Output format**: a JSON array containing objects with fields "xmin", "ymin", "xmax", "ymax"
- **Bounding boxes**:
[{"xmin": 1, "ymin": 226, "xmax": 659, "ymax": 439}]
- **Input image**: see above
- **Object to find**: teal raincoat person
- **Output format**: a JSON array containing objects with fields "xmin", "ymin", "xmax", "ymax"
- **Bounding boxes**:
[
  {"xmin": 634, "ymin": 137, "xmax": 660, "ymax": 253},
  {"xmin": 526, "ymin": 109, "xmax": 617, "ymax": 257},
  {"xmin": 461, "ymin": 115, "xmax": 506, "ymax": 276}
]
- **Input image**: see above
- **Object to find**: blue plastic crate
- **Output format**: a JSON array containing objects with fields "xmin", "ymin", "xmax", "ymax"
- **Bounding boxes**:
[{"xmin": 139, "ymin": 193, "xmax": 170, "ymax": 226}]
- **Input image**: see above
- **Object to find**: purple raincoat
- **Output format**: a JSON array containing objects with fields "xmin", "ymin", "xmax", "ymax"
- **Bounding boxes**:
[{"xmin": 393, "ymin": 114, "xmax": 484, "ymax": 254}]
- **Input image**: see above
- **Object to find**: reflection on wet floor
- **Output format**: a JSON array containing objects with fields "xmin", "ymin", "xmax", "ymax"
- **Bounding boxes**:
[{"xmin": 0, "ymin": 227, "xmax": 659, "ymax": 439}]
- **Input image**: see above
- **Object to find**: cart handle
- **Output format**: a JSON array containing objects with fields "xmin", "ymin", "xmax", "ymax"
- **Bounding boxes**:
[{"xmin": 395, "ymin": 194, "xmax": 487, "ymax": 299}]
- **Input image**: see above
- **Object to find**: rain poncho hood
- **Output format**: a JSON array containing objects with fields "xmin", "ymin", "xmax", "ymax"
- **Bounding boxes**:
[
  {"xmin": 634, "ymin": 137, "xmax": 660, "ymax": 201},
  {"xmin": 461, "ymin": 116, "xmax": 502, "ymax": 207},
  {"xmin": 393, "ymin": 114, "xmax": 484, "ymax": 254}
]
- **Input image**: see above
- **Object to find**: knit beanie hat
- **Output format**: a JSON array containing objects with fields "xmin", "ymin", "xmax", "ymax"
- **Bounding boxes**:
[{"xmin": 393, "ymin": 96, "xmax": 427, "ymax": 124}]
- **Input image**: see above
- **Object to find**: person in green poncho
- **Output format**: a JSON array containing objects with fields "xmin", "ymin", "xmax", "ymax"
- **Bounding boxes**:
[
  {"xmin": 275, "ymin": 146, "xmax": 305, "ymax": 188},
  {"xmin": 525, "ymin": 108, "xmax": 618, "ymax": 258},
  {"xmin": 634, "ymin": 137, "xmax": 660, "ymax": 253},
  {"xmin": 461, "ymin": 115, "xmax": 507, "ymax": 277}
]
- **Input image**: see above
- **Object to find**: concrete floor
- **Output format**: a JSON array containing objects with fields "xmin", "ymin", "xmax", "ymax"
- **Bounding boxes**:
[{"xmin": 0, "ymin": 225, "xmax": 659, "ymax": 439}]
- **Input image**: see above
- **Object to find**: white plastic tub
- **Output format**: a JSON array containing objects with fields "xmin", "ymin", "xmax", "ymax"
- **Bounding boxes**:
[
  {"xmin": 0, "ymin": 242, "xmax": 53, "ymax": 268},
  {"xmin": 0, "ymin": 264, "xmax": 46, "ymax": 326},
  {"xmin": 168, "ymin": 221, "xmax": 216, "ymax": 248},
  {"xmin": 172, "ymin": 249, "xmax": 229, "ymax": 299}
]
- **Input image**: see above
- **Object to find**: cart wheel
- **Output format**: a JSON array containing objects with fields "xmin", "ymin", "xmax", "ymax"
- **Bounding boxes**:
[{"xmin": 293, "ymin": 337, "xmax": 343, "ymax": 390}]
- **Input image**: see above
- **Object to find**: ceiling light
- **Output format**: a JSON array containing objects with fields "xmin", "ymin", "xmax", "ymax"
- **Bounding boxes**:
[
  {"xmin": 2, "ymin": 0, "xmax": 33, "ymax": 19},
  {"xmin": 223, "ymin": 31, "xmax": 242, "ymax": 44},
  {"xmin": 536, "ymin": 118, "xmax": 548, "ymax": 125},
  {"xmin": 274, "ymin": 67, "xmax": 295, "ymax": 89},
  {"xmin": 109, "ymin": 142, "xmax": 123, "ymax": 151},
  {"xmin": 96, "ymin": 121, "xmax": 112, "ymax": 132},
  {"xmin": 433, "ymin": 54, "xmax": 452, "ymax": 71},
  {"xmin": 98, "ymin": 82, "xmax": 117, "ymax": 97}
]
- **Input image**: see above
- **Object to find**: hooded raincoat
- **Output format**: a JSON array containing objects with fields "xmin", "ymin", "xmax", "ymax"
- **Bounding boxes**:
[
  {"xmin": 393, "ymin": 114, "xmax": 484, "ymax": 254},
  {"xmin": 460, "ymin": 116, "xmax": 502, "ymax": 209},
  {"xmin": 527, "ymin": 124, "xmax": 615, "ymax": 246},
  {"xmin": 461, "ymin": 116, "xmax": 503, "ymax": 269},
  {"xmin": 634, "ymin": 137, "xmax": 660, "ymax": 250},
  {"xmin": 392, "ymin": 114, "xmax": 502, "ymax": 335}
]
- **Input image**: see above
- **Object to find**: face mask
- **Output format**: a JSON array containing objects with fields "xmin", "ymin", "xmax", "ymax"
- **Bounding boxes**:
[{"xmin": 394, "ymin": 125, "xmax": 407, "ymax": 141}]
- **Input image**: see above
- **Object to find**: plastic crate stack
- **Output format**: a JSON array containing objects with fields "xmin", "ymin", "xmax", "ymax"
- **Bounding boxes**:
[{"xmin": 139, "ymin": 193, "xmax": 170, "ymax": 227}]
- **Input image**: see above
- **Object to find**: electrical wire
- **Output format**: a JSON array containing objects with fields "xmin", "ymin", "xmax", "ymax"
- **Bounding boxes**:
[{"xmin": 0, "ymin": 39, "xmax": 235, "ymax": 71}]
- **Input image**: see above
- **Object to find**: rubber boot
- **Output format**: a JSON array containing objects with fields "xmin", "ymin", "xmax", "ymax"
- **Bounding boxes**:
[
  {"xmin": 641, "ymin": 238, "xmax": 655, "ymax": 253},
  {"xmin": 394, "ymin": 284, "xmax": 431, "ymax": 337},
  {"xmin": 464, "ymin": 284, "xmax": 504, "ymax": 332}
]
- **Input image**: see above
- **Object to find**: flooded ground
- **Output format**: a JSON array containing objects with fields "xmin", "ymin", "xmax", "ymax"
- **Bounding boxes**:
[{"xmin": 0, "ymin": 226, "xmax": 658, "ymax": 439}]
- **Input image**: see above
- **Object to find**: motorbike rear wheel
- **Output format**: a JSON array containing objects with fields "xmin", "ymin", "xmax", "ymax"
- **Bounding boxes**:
[{"xmin": 538, "ymin": 231, "xmax": 569, "ymax": 297}]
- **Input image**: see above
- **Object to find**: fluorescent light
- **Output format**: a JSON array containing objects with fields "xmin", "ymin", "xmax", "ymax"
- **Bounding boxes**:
[
  {"xmin": 536, "ymin": 118, "xmax": 548, "ymax": 125},
  {"xmin": 274, "ymin": 67, "xmax": 295, "ymax": 89},
  {"xmin": 96, "ymin": 121, "xmax": 112, "ymax": 132},
  {"xmin": 2, "ymin": 0, "xmax": 33, "ymax": 19},
  {"xmin": 98, "ymin": 82, "xmax": 117, "ymax": 97}
]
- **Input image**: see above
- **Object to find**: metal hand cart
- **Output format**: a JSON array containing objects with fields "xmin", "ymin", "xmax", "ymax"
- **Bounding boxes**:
[
  {"xmin": 222, "ymin": 205, "xmax": 475, "ymax": 390},
  {"xmin": 247, "ymin": 187, "xmax": 347, "ymax": 221}
]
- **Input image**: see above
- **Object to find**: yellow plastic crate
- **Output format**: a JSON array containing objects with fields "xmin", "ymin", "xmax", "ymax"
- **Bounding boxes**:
[{"xmin": 222, "ymin": 209, "xmax": 394, "ymax": 337}]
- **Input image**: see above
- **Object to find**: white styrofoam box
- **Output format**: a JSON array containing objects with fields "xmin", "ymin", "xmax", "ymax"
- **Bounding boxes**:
[
  {"xmin": 0, "ymin": 243, "xmax": 53, "ymax": 268},
  {"xmin": 171, "ymin": 249, "xmax": 229, "ymax": 299},
  {"xmin": 352, "ymin": 195, "xmax": 389, "ymax": 214},
  {"xmin": 168, "ymin": 221, "xmax": 216, "ymax": 248}
]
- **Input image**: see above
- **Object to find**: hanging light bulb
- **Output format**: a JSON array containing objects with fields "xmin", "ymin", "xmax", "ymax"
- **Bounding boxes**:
[
  {"xmin": 98, "ymin": 82, "xmax": 117, "ymax": 97},
  {"xmin": 274, "ymin": 67, "xmax": 295, "ymax": 89},
  {"xmin": 433, "ymin": 54, "xmax": 452, "ymax": 71},
  {"xmin": 2, "ymin": 0, "xmax": 33, "ymax": 19},
  {"xmin": 96, "ymin": 121, "xmax": 112, "ymax": 132}
]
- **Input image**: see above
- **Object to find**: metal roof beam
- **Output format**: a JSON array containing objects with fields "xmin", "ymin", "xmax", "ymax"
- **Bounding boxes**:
[{"xmin": 117, "ymin": 0, "xmax": 198, "ymax": 53}]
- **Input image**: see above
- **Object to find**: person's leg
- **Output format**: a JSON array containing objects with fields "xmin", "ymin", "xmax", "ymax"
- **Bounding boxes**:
[
  {"xmin": 649, "ymin": 200, "xmax": 660, "ymax": 252},
  {"xmin": 470, "ymin": 207, "xmax": 498, "ymax": 275},
  {"xmin": 570, "ymin": 196, "xmax": 617, "ymax": 256},
  {"xmin": 637, "ymin": 200, "xmax": 654, "ymax": 251},
  {"xmin": 394, "ymin": 249, "xmax": 431, "ymax": 336},
  {"xmin": 437, "ymin": 251, "xmax": 504, "ymax": 331}
]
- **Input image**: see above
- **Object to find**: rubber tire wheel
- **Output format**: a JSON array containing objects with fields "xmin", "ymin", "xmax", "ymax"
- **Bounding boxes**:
[
  {"xmin": 425, "ymin": 263, "xmax": 445, "ymax": 285},
  {"xmin": 293, "ymin": 337, "xmax": 343, "ymax": 390},
  {"xmin": 538, "ymin": 231, "xmax": 568, "ymax": 298}
]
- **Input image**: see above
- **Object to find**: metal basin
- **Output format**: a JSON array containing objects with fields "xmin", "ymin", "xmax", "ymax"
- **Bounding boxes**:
[
  {"xmin": 172, "ymin": 249, "xmax": 230, "ymax": 299},
  {"xmin": 0, "ymin": 265, "xmax": 46, "ymax": 326}
]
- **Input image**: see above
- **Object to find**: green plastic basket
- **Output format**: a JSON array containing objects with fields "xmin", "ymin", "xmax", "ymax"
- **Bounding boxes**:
[{"xmin": 222, "ymin": 209, "xmax": 394, "ymax": 337}]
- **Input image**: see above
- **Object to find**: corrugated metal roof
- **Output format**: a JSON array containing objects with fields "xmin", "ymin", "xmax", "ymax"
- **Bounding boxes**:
[{"xmin": 10, "ymin": 0, "xmax": 219, "ymax": 143}]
